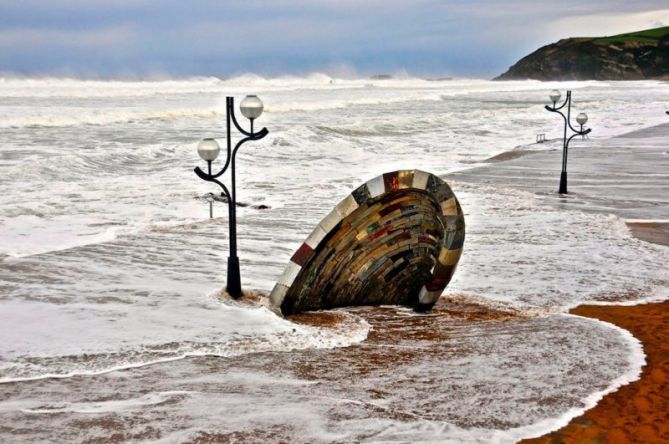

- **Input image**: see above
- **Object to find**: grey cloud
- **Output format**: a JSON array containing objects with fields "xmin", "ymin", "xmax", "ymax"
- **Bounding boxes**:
[{"xmin": 0, "ymin": 0, "xmax": 667, "ymax": 78}]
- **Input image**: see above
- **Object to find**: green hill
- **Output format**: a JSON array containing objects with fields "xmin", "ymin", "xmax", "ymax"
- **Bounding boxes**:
[
  {"xmin": 593, "ymin": 26, "xmax": 669, "ymax": 45},
  {"xmin": 496, "ymin": 26, "xmax": 669, "ymax": 81}
]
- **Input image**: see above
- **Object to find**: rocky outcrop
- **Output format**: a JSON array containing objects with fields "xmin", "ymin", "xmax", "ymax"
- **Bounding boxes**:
[{"xmin": 496, "ymin": 27, "xmax": 669, "ymax": 81}]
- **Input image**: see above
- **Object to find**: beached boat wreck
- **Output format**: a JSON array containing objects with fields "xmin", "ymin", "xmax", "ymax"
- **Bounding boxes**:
[{"xmin": 270, "ymin": 170, "xmax": 465, "ymax": 315}]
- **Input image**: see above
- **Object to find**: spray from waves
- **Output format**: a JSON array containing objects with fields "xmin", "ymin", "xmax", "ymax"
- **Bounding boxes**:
[
  {"xmin": 0, "ymin": 72, "xmax": 434, "ymax": 99},
  {"xmin": 0, "ymin": 76, "xmax": 226, "ymax": 98},
  {"xmin": 0, "ymin": 307, "xmax": 370, "ymax": 384},
  {"xmin": 0, "ymin": 90, "xmax": 438, "ymax": 129},
  {"xmin": 313, "ymin": 116, "xmax": 443, "ymax": 138},
  {"xmin": 0, "ymin": 95, "xmax": 444, "ymax": 128},
  {"xmin": 0, "ymin": 74, "xmax": 641, "ymax": 129},
  {"xmin": 0, "ymin": 222, "xmax": 122, "ymax": 259},
  {"xmin": 0, "ymin": 108, "xmax": 222, "ymax": 129},
  {"xmin": 0, "ymin": 73, "xmax": 620, "ymax": 100},
  {"xmin": 265, "ymin": 92, "xmax": 445, "ymax": 113}
]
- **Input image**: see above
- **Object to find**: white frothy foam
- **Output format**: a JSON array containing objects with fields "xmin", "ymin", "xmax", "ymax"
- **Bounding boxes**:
[{"xmin": 0, "ymin": 298, "xmax": 370, "ymax": 383}]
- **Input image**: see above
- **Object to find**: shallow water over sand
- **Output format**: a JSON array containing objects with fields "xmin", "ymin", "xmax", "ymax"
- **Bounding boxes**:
[{"xmin": 0, "ymin": 302, "xmax": 643, "ymax": 443}]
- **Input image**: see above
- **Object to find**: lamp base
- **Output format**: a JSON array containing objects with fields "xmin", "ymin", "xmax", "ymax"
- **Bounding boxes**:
[
  {"xmin": 558, "ymin": 171, "xmax": 568, "ymax": 194},
  {"xmin": 226, "ymin": 256, "xmax": 242, "ymax": 299}
]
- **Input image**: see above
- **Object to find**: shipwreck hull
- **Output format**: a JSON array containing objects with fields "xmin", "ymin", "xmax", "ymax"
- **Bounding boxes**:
[{"xmin": 270, "ymin": 170, "xmax": 465, "ymax": 315}]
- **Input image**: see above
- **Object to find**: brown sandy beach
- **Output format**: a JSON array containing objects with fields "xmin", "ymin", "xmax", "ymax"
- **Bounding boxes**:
[
  {"xmin": 627, "ymin": 222, "xmax": 669, "ymax": 248},
  {"xmin": 522, "ymin": 223, "xmax": 669, "ymax": 444}
]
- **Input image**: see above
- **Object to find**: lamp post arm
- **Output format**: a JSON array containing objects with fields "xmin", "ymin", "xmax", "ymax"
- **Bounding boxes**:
[
  {"xmin": 205, "ymin": 150, "xmax": 232, "ymax": 179},
  {"xmin": 559, "ymin": 109, "xmax": 568, "ymax": 172},
  {"xmin": 565, "ymin": 133, "xmax": 579, "ymax": 150},
  {"xmin": 545, "ymin": 106, "xmax": 590, "ymax": 137},
  {"xmin": 568, "ymin": 128, "xmax": 591, "ymax": 144},
  {"xmin": 545, "ymin": 95, "xmax": 569, "ymax": 112},
  {"xmin": 203, "ymin": 99, "xmax": 235, "ymax": 179},
  {"xmin": 544, "ymin": 106, "xmax": 567, "ymax": 121},
  {"xmin": 228, "ymin": 96, "xmax": 269, "ymax": 137},
  {"xmin": 211, "ymin": 178, "xmax": 233, "ymax": 204},
  {"xmin": 564, "ymin": 95, "xmax": 579, "ymax": 134},
  {"xmin": 232, "ymin": 128, "xmax": 269, "ymax": 161},
  {"xmin": 565, "ymin": 128, "xmax": 591, "ymax": 149},
  {"xmin": 193, "ymin": 166, "xmax": 233, "ymax": 203},
  {"xmin": 566, "ymin": 119, "xmax": 583, "ymax": 134},
  {"xmin": 230, "ymin": 129, "xmax": 269, "ymax": 173},
  {"xmin": 230, "ymin": 127, "xmax": 269, "ymax": 203},
  {"xmin": 546, "ymin": 107, "xmax": 568, "ymax": 136},
  {"xmin": 230, "ymin": 109, "xmax": 255, "ymax": 137},
  {"xmin": 545, "ymin": 103, "xmax": 569, "ymax": 173},
  {"xmin": 195, "ymin": 107, "xmax": 234, "ymax": 180}
]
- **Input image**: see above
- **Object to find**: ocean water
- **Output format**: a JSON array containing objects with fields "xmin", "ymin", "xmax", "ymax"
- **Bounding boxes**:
[{"xmin": 0, "ymin": 75, "xmax": 668, "ymax": 442}]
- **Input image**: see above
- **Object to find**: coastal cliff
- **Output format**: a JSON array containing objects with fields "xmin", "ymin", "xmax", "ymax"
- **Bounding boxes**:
[{"xmin": 495, "ymin": 26, "xmax": 669, "ymax": 81}]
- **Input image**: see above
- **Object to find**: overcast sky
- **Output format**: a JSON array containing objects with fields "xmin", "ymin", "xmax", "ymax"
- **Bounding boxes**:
[{"xmin": 1, "ymin": 0, "xmax": 667, "ymax": 79}]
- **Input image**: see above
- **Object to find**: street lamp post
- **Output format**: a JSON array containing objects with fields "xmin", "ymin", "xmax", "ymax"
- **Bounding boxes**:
[
  {"xmin": 545, "ymin": 90, "xmax": 591, "ymax": 194},
  {"xmin": 194, "ymin": 95, "xmax": 269, "ymax": 298}
]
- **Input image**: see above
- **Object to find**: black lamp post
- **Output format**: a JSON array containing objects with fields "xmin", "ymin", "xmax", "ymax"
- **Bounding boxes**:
[
  {"xmin": 545, "ymin": 90, "xmax": 591, "ymax": 194},
  {"xmin": 194, "ymin": 95, "xmax": 269, "ymax": 298}
]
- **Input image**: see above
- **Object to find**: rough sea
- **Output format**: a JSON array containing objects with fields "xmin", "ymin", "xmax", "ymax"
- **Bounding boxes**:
[{"xmin": 1, "ymin": 75, "xmax": 668, "ymax": 442}]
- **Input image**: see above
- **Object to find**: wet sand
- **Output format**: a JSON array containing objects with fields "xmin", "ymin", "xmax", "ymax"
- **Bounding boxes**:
[
  {"xmin": 522, "ymin": 224, "xmax": 669, "ymax": 444},
  {"xmin": 449, "ymin": 122, "xmax": 669, "ymax": 221},
  {"xmin": 627, "ymin": 222, "xmax": 669, "ymax": 247}
]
